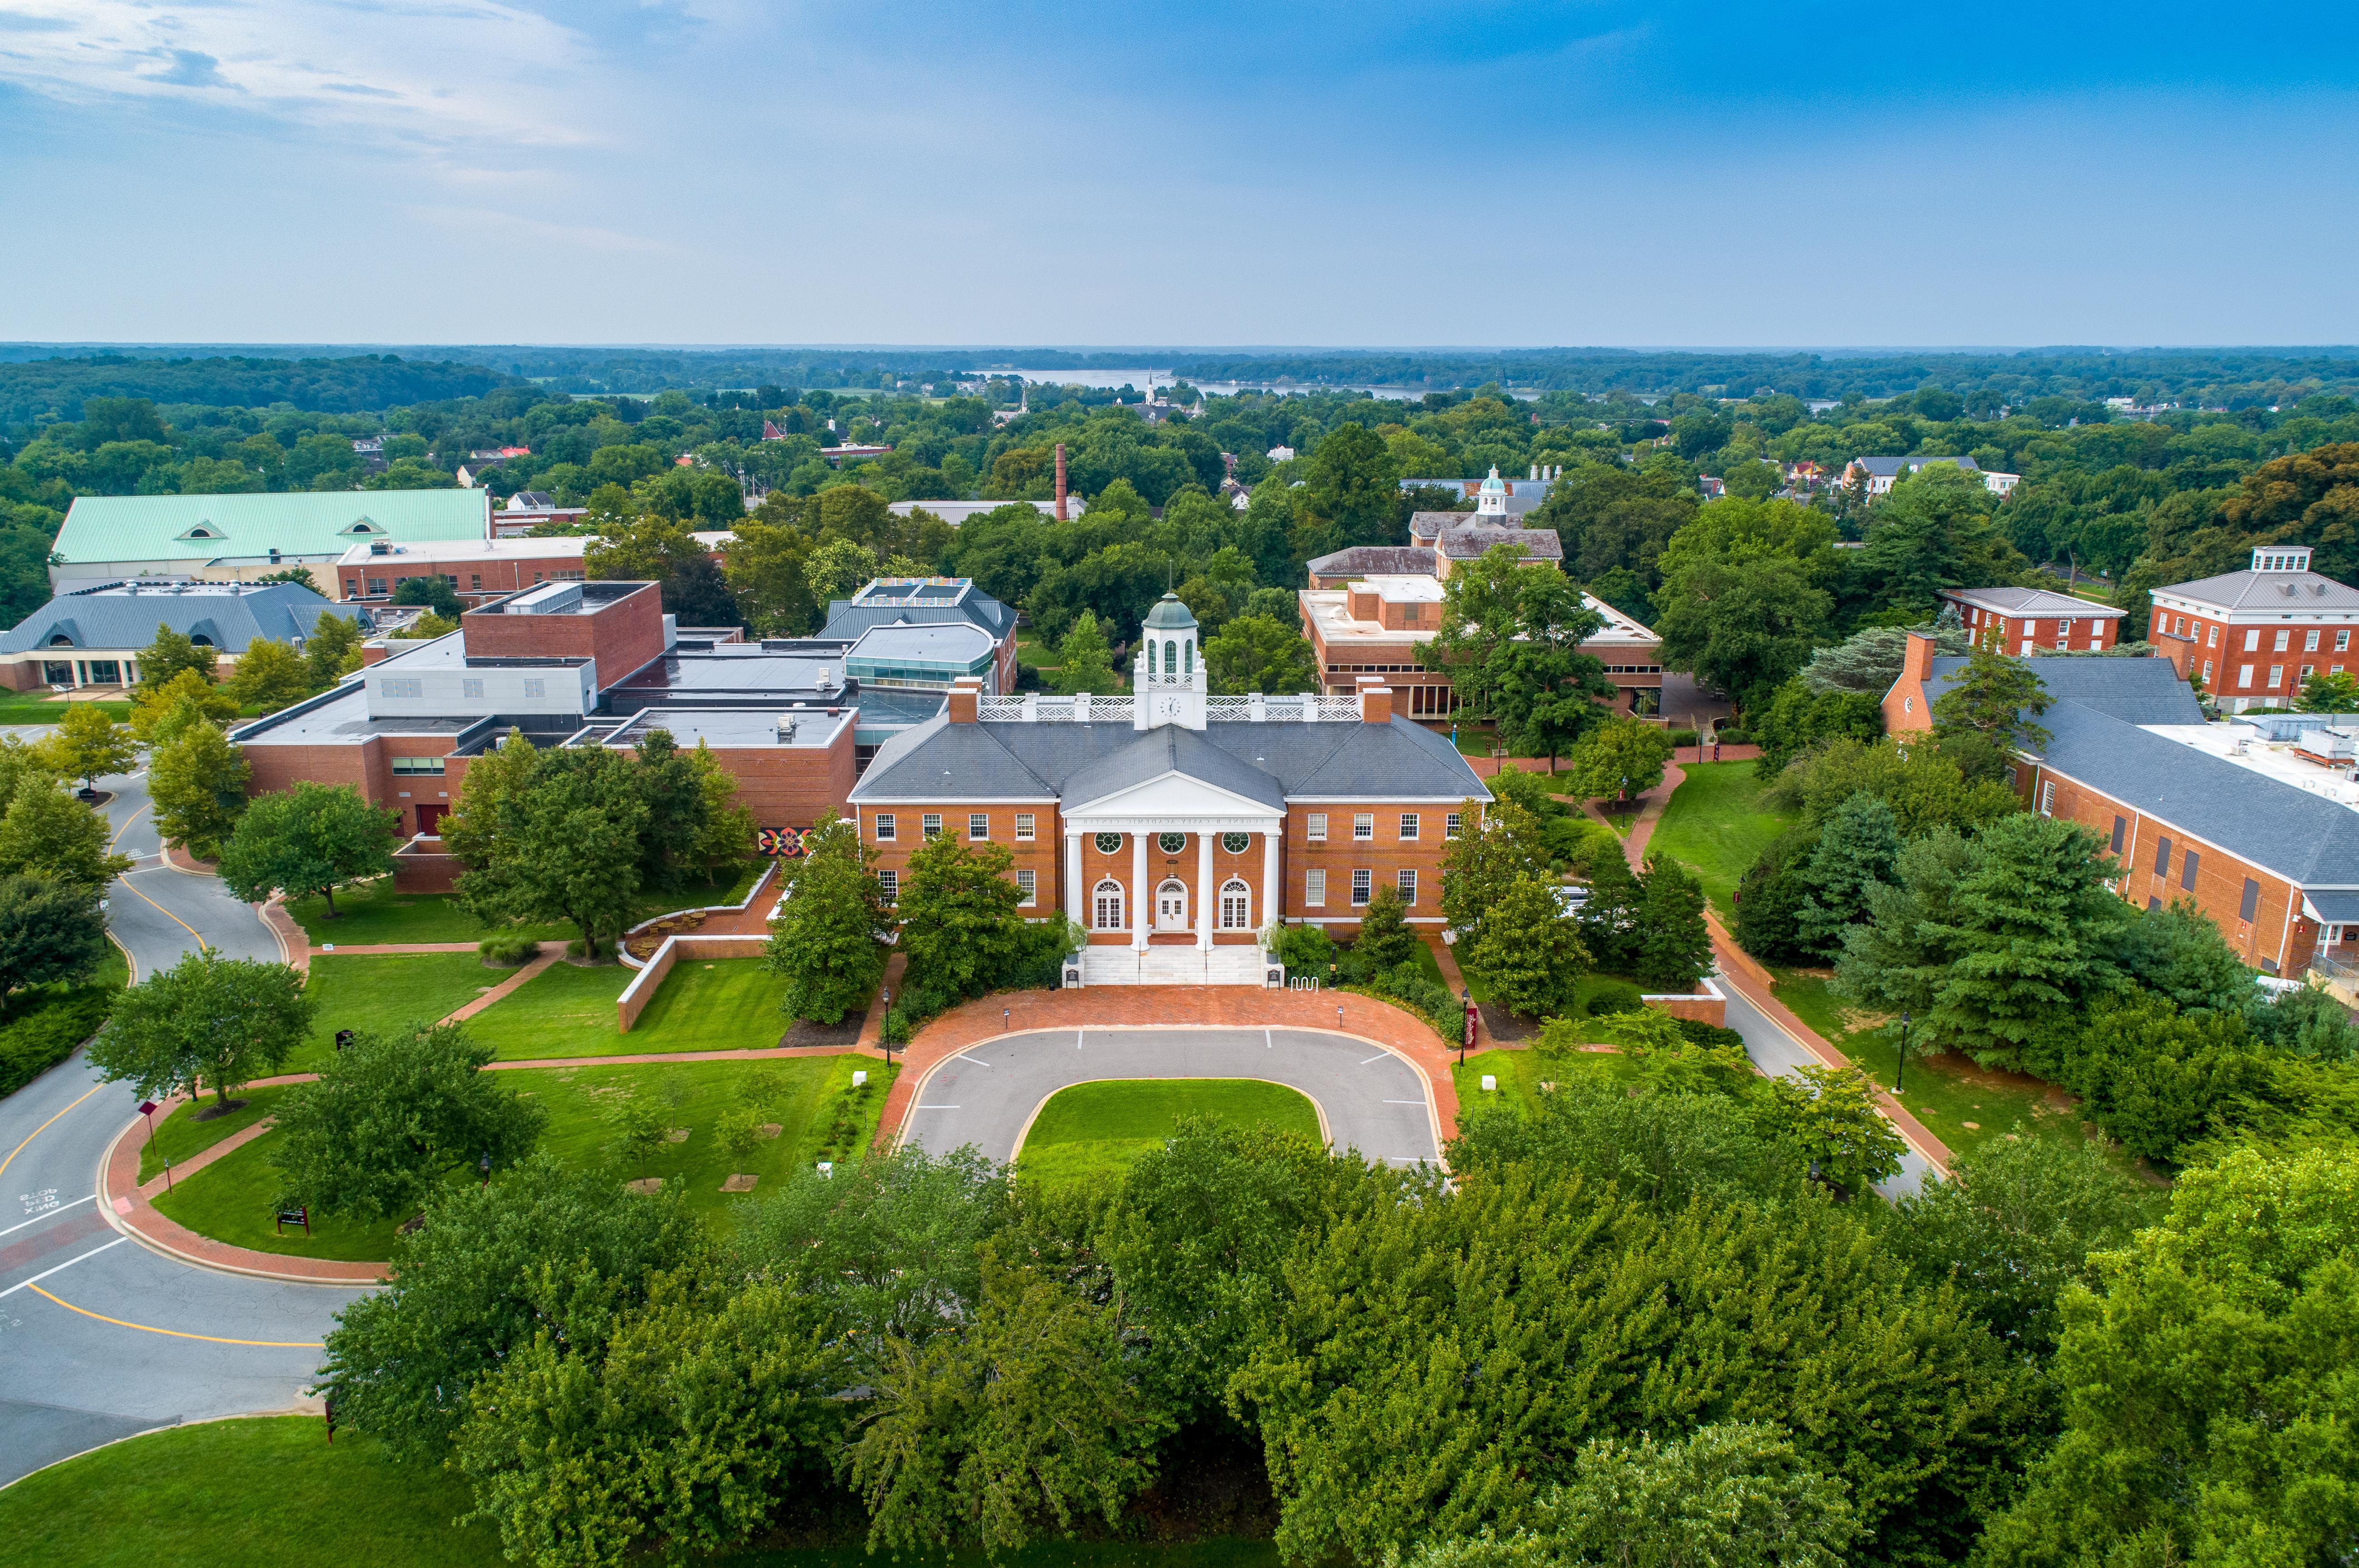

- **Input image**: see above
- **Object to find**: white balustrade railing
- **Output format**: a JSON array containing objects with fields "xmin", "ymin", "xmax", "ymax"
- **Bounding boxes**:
[{"xmin": 969, "ymin": 692, "xmax": 1353, "ymax": 724}]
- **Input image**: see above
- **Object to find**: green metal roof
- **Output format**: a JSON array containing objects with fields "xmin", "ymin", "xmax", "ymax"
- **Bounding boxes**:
[{"xmin": 52, "ymin": 489, "xmax": 491, "ymax": 567}]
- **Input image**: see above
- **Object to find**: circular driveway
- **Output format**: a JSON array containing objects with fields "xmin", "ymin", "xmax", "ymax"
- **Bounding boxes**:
[{"xmin": 897, "ymin": 1026, "xmax": 1442, "ymax": 1169}]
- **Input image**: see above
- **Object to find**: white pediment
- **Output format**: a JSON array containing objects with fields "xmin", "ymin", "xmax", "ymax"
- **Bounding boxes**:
[{"xmin": 1063, "ymin": 769, "xmax": 1282, "ymax": 831}]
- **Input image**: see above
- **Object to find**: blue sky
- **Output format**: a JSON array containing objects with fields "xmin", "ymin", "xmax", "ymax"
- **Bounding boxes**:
[{"xmin": 1, "ymin": 1, "xmax": 2354, "ymax": 347}]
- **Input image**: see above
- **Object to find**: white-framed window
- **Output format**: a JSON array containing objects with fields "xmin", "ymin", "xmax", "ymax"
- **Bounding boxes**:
[
  {"xmin": 922, "ymin": 813, "xmax": 943, "ymax": 838},
  {"xmin": 1399, "ymin": 813, "xmax": 1419, "ymax": 841},
  {"xmin": 875, "ymin": 814, "xmax": 896, "ymax": 841},
  {"xmin": 1353, "ymin": 813, "xmax": 1374, "ymax": 841},
  {"xmin": 2275, "ymin": 629, "xmax": 2292, "ymax": 652},
  {"xmin": 1014, "ymin": 813, "xmax": 1035, "ymax": 840},
  {"xmin": 1351, "ymin": 869, "xmax": 1372, "ymax": 906},
  {"xmin": 1445, "ymin": 812, "xmax": 1462, "ymax": 839},
  {"xmin": 1219, "ymin": 878, "xmax": 1250, "ymax": 929},
  {"xmin": 2209, "ymin": 625, "xmax": 2219, "ymax": 646},
  {"xmin": 878, "ymin": 869, "xmax": 898, "ymax": 902},
  {"xmin": 2038, "ymin": 780, "xmax": 2055, "ymax": 816},
  {"xmin": 2239, "ymin": 664, "xmax": 2255, "ymax": 688},
  {"xmin": 2270, "ymin": 666, "xmax": 2286, "ymax": 689},
  {"xmin": 2204, "ymin": 660, "xmax": 2214, "ymax": 682},
  {"xmin": 1158, "ymin": 831, "xmax": 1187, "ymax": 854},
  {"xmin": 1306, "ymin": 813, "xmax": 1327, "ymax": 843},
  {"xmin": 2302, "ymin": 665, "xmax": 2316, "ymax": 682},
  {"xmin": 1397, "ymin": 869, "xmax": 1417, "ymax": 904},
  {"xmin": 1221, "ymin": 831, "xmax": 1249, "ymax": 854},
  {"xmin": 1092, "ymin": 878, "xmax": 1124, "ymax": 929},
  {"xmin": 968, "ymin": 813, "xmax": 988, "ymax": 840},
  {"xmin": 391, "ymin": 756, "xmax": 445, "ymax": 776},
  {"xmin": 1304, "ymin": 869, "xmax": 1326, "ymax": 907},
  {"xmin": 1015, "ymin": 868, "xmax": 1036, "ymax": 905},
  {"xmin": 2306, "ymin": 629, "xmax": 2322, "ymax": 651},
  {"xmin": 2245, "ymin": 628, "xmax": 2262, "ymax": 651},
  {"xmin": 1094, "ymin": 831, "xmax": 1123, "ymax": 854},
  {"xmin": 2340, "ymin": 631, "xmax": 2352, "ymax": 652}
]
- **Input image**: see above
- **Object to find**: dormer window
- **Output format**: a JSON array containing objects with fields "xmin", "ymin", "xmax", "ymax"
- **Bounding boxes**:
[
  {"xmin": 178, "ymin": 525, "xmax": 221, "ymax": 540},
  {"xmin": 47, "ymin": 634, "xmax": 71, "ymax": 646},
  {"xmin": 343, "ymin": 519, "xmax": 384, "ymax": 536}
]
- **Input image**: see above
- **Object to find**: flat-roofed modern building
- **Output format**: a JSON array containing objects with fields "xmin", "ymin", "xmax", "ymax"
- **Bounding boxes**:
[
  {"xmin": 49, "ymin": 490, "xmax": 492, "ymax": 589},
  {"xmin": 819, "ymin": 578, "xmax": 1019, "ymax": 692}
]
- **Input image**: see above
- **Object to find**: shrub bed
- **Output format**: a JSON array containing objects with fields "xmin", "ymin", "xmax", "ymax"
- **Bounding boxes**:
[{"xmin": 0, "ymin": 984, "xmax": 119, "ymax": 1098}]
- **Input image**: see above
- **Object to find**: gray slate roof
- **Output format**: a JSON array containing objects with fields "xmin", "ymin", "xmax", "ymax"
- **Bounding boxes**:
[
  {"xmin": 1942, "ymin": 586, "xmax": 2127, "ymax": 618},
  {"xmin": 1854, "ymin": 455, "xmax": 1981, "ymax": 477},
  {"xmin": 820, "ymin": 584, "xmax": 1016, "ymax": 642},
  {"xmin": 1927, "ymin": 654, "xmax": 2359, "ymax": 886},
  {"xmin": 1440, "ymin": 526, "xmax": 1563, "ymax": 561},
  {"xmin": 1307, "ymin": 545, "xmax": 1436, "ymax": 577},
  {"xmin": 851, "ymin": 714, "xmax": 1491, "ymax": 806},
  {"xmin": 2155, "ymin": 569, "xmax": 2359, "ymax": 612},
  {"xmin": 0, "ymin": 582, "xmax": 360, "ymax": 653},
  {"xmin": 1408, "ymin": 510, "xmax": 1473, "ymax": 540}
]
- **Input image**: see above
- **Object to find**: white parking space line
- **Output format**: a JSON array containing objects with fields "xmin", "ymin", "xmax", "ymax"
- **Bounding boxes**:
[
  {"xmin": 0, "ymin": 1235, "xmax": 125, "ymax": 1298},
  {"xmin": 915, "ymin": 1105, "xmax": 961, "ymax": 1111},
  {"xmin": 1358, "ymin": 1053, "xmax": 1387, "ymax": 1066},
  {"xmin": 1384, "ymin": 1100, "xmax": 1423, "ymax": 1105}
]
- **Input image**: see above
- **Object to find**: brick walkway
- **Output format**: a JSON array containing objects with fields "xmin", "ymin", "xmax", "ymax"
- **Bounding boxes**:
[
  {"xmin": 869, "ymin": 986, "xmax": 1464, "ymax": 1154},
  {"xmin": 444, "ymin": 946, "xmax": 562, "ymax": 1022}
]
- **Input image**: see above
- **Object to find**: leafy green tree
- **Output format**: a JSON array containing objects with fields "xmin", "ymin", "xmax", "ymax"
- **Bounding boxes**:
[
  {"xmin": 1980, "ymin": 1146, "xmax": 2359, "ymax": 1568},
  {"xmin": 318, "ymin": 1155, "xmax": 705, "ymax": 1460},
  {"xmin": 1465, "ymin": 873, "xmax": 1590, "ymax": 1018},
  {"xmin": 1050, "ymin": 609, "xmax": 1122, "ymax": 695},
  {"xmin": 217, "ymin": 781, "xmax": 399, "ymax": 917},
  {"xmin": 1204, "ymin": 613, "xmax": 1318, "ymax": 695},
  {"xmin": 1793, "ymin": 792, "xmax": 1902, "ymax": 957},
  {"xmin": 1635, "ymin": 856, "xmax": 1712, "ymax": 990},
  {"xmin": 2110, "ymin": 897, "xmax": 2254, "ymax": 1013},
  {"xmin": 35, "ymin": 701, "xmax": 135, "ymax": 790},
  {"xmin": 223, "ymin": 637, "xmax": 313, "ymax": 712},
  {"xmin": 1833, "ymin": 828, "xmax": 1975, "ymax": 1027},
  {"xmin": 0, "ymin": 874, "xmax": 105, "ymax": 997},
  {"xmin": 1932, "ymin": 645, "xmax": 2052, "ymax": 751},
  {"xmin": 391, "ymin": 574, "xmax": 464, "ymax": 618},
  {"xmin": 1766, "ymin": 734, "xmax": 2018, "ymax": 839},
  {"xmin": 2299, "ymin": 667, "xmax": 2359, "ymax": 712},
  {"xmin": 802, "ymin": 535, "xmax": 878, "ymax": 605},
  {"xmin": 1884, "ymin": 1130, "xmax": 2159, "ymax": 1361},
  {"xmin": 127, "ymin": 667, "xmax": 239, "ymax": 741},
  {"xmin": 1440, "ymin": 797, "xmax": 1549, "ymax": 941},
  {"xmin": 722, "ymin": 516, "xmax": 817, "ymax": 636},
  {"xmin": 845, "ymin": 1248, "xmax": 1175, "ymax": 1554},
  {"xmin": 1293, "ymin": 421, "xmax": 1400, "ymax": 559},
  {"xmin": 1750, "ymin": 681, "xmax": 1885, "ymax": 775},
  {"xmin": 1732, "ymin": 825, "xmax": 1820, "ymax": 964},
  {"xmin": 1489, "ymin": 574, "xmax": 1615, "ymax": 768},
  {"xmin": 1654, "ymin": 555, "xmax": 1834, "ymax": 716},
  {"xmin": 765, "ymin": 811, "xmax": 890, "ymax": 1023},
  {"xmin": 0, "ymin": 773, "xmax": 134, "ymax": 886},
  {"xmin": 454, "ymin": 749, "xmax": 648, "ymax": 959},
  {"xmin": 1404, "ymin": 1422, "xmax": 1857, "ymax": 1568},
  {"xmin": 304, "ymin": 609, "xmax": 364, "ymax": 687},
  {"xmin": 439, "ymin": 727, "xmax": 534, "ymax": 873},
  {"xmin": 2033, "ymin": 992, "xmax": 2263, "ymax": 1163},
  {"xmin": 135, "ymin": 622, "xmax": 217, "ymax": 692},
  {"xmin": 896, "ymin": 832, "xmax": 1032, "ymax": 999},
  {"xmin": 1754, "ymin": 1063, "xmax": 1907, "ymax": 1194},
  {"xmin": 1415, "ymin": 544, "xmax": 1545, "ymax": 733},
  {"xmin": 145, "ymin": 716, "xmax": 248, "ymax": 858},
  {"xmin": 1854, "ymin": 462, "xmax": 2027, "ymax": 614},
  {"xmin": 86, "ymin": 950, "xmax": 312, "ymax": 1109},
  {"xmin": 1353, "ymin": 884, "xmax": 1420, "ymax": 970},
  {"xmin": 1575, "ymin": 848, "xmax": 1645, "ymax": 974},
  {"xmin": 272, "ymin": 1022, "xmax": 543, "ymax": 1220},
  {"xmin": 1447, "ymin": 1069, "xmax": 1798, "ymax": 1213},
  {"xmin": 681, "ymin": 738, "xmax": 756, "ymax": 874},
  {"xmin": 454, "ymin": 1265, "xmax": 841, "ymax": 1568},
  {"xmin": 1563, "ymin": 716, "xmax": 1673, "ymax": 805}
]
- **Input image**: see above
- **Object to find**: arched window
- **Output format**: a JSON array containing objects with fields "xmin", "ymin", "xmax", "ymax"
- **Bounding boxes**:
[
  {"xmin": 189, "ymin": 634, "xmax": 214, "ymax": 647},
  {"xmin": 47, "ymin": 634, "xmax": 71, "ymax": 646},
  {"xmin": 1092, "ymin": 879, "xmax": 1124, "ymax": 931},
  {"xmin": 1164, "ymin": 638, "xmax": 1177, "ymax": 675},
  {"xmin": 1220, "ymin": 878, "xmax": 1251, "ymax": 930},
  {"xmin": 1184, "ymin": 638, "xmax": 1193, "ymax": 675}
]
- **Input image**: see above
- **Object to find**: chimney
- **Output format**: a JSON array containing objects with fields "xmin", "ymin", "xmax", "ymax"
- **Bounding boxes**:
[
  {"xmin": 1054, "ymin": 444, "xmax": 1068, "ymax": 521},
  {"xmin": 1360, "ymin": 685, "xmax": 1394, "ymax": 724},
  {"xmin": 1902, "ymin": 630, "xmax": 1938, "ymax": 683},
  {"xmin": 360, "ymin": 640, "xmax": 393, "ymax": 667},
  {"xmin": 947, "ymin": 675, "xmax": 982, "ymax": 723}
]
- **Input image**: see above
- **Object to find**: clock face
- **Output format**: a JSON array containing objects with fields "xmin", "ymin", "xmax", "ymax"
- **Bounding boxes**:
[{"xmin": 1159, "ymin": 696, "xmax": 1183, "ymax": 717}]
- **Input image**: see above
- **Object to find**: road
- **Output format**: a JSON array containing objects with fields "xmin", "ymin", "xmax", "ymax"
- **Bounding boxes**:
[
  {"xmin": 0, "ymin": 757, "xmax": 368, "ymax": 1487},
  {"xmin": 1718, "ymin": 979, "xmax": 1933, "ymax": 1199},
  {"xmin": 899, "ymin": 1026, "xmax": 1442, "ymax": 1170}
]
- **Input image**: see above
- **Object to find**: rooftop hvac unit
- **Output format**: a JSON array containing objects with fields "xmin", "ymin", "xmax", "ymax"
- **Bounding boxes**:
[{"xmin": 776, "ymin": 717, "xmax": 799, "ymax": 743}]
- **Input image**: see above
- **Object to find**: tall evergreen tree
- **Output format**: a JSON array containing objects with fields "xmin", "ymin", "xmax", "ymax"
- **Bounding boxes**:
[
  {"xmin": 1636, "ymin": 856, "xmax": 1713, "ymax": 991},
  {"xmin": 1932, "ymin": 646, "xmax": 2052, "ymax": 752},
  {"xmin": 1794, "ymin": 792, "xmax": 1903, "ymax": 957},
  {"xmin": 1575, "ymin": 848, "xmax": 1645, "ymax": 974}
]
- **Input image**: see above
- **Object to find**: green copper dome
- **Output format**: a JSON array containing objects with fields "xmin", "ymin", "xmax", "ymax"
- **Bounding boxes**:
[{"xmin": 1141, "ymin": 591, "xmax": 1197, "ymax": 631}]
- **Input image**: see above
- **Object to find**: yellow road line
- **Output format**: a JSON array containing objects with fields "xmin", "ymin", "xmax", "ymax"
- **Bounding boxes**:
[
  {"xmin": 107, "ymin": 801, "xmax": 149, "ymax": 850},
  {"xmin": 115, "ymin": 875, "xmax": 210, "ymax": 952},
  {"xmin": 22, "ymin": 1283, "xmax": 323, "ymax": 1347},
  {"xmin": 0, "ymin": 1081, "xmax": 106, "ymax": 1184}
]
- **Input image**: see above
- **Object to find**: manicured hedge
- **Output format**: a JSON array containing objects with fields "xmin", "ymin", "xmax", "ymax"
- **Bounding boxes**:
[{"xmin": 0, "ymin": 984, "xmax": 119, "ymax": 1098}]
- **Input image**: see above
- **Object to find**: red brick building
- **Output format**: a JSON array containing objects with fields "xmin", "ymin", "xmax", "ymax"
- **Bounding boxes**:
[
  {"xmin": 1938, "ymin": 586, "xmax": 2126, "ymax": 653},
  {"xmin": 2145, "ymin": 546, "xmax": 2359, "ymax": 712}
]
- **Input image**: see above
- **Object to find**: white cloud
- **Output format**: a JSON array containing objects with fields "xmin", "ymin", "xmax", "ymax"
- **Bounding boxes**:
[{"xmin": 0, "ymin": 0, "xmax": 606, "ymax": 150}]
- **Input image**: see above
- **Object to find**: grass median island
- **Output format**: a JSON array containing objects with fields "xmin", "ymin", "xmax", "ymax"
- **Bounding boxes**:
[
  {"xmin": 136, "ymin": 1083, "xmax": 293, "ymax": 1182},
  {"xmin": 1014, "ymin": 1078, "xmax": 1321, "ymax": 1185},
  {"xmin": 1643, "ymin": 760, "xmax": 1797, "ymax": 916},
  {"xmin": 468, "ymin": 956, "xmax": 787, "ymax": 1061},
  {"xmin": 145, "ymin": 1055, "xmax": 895, "ymax": 1252},
  {"xmin": 293, "ymin": 952, "xmax": 507, "ymax": 1070},
  {"xmin": 1451, "ymin": 1046, "xmax": 1626, "ymax": 1119}
]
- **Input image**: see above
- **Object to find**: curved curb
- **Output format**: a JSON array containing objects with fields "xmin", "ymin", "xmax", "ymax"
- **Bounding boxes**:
[
  {"xmin": 0, "ymin": 1405, "xmax": 326, "ymax": 1495},
  {"xmin": 1005, "ymin": 1073, "xmax": 1335, "ymax": 1166},
  {"xmin": 96, "ymin": 1109, "xmax": 387, "ymax": 1287}
]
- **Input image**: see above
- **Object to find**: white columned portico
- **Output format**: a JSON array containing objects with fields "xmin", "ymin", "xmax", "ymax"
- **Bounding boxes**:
[
  {"xmin": 1130, "ymin": 833, "xmax": 1149, "ymax": 951},
  {"xmin": 1064, "ymin": 829, "xmax": 1084, "ymax": 925},
  {"xmin": 1195, "ymin": 833, "xmax": 1215, "ymax": 950},
  {"xmin": 1262, "ymin": 829, "xmax": 1281, "ymax": 927}
]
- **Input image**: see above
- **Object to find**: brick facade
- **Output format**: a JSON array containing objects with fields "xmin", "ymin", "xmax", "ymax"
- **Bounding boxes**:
[
  {"xmin": 460, "ymin": 583, "xmax": 667, "ymax": 684},
  {"xmin": 2145, "ymin": 603, "xmax": 2359, "ymax": 707}
]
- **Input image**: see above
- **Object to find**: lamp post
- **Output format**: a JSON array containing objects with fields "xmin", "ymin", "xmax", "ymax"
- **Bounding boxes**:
[
  {"xmin": 881, "ymin": 988, "xmax": 893, "ymax": 1066},
  {"xmin": 1894, "ymin": 1011, "xmax": 1911, "ymax": 1094},
  {"xmin": 1459, "ymin": 988, "xmax": 1475, "ymax": 1065},
  {"xmin": 479, "ymin": 1153, "xmax": 492, "ymax": 1189}
]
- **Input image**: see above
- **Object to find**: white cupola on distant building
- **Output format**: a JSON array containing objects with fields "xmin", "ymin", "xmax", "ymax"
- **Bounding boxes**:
[
  {"xmin": 1133, "ymin": 592, "xmax": 1206, "ymax": 730},
  {"xmin": 1474, "ymin": 465, "xmax": 1509, "ymax": 518}
]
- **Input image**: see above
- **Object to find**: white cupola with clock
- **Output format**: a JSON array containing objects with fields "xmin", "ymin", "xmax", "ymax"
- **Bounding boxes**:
[{"xmin": 1133, "ymin": 591, "xmax": 1206, "ymax": 729}]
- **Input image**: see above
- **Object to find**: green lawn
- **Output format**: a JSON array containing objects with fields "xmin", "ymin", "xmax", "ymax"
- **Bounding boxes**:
[
  {"xmin": 1645, "ymin": 761, "xmax": 1797, "ymax": 915},
  {"xmin": 294, "ymin": 952, "xmax": 510, "ymax": 1069},
  {"xmin": 291, "ymin": 865, "xmax": 766, "ymax": 949},
  {"xmin": 1015, "ymin": 1078, "xmax": 1320, "ymax": 1184},
  {"xmin": 148, "ymin": 1057, "xmax": 896, "ymax": 1256},
  {"xmin": 0, "ymin": 1413, "xmax": 1279, "ymax": 1568},
  {"xmin": 1451, "ymin": 1046, "xmax": 1625, "ymax": 1119},
  {"xmin": 1770, "ymin": 968, "xmax": 2088, "ymax": 1159},
  {"xmin": 0, "ymin": 691, "xmax": 132, "ymax": 725},
  {"xmin": 138, "ymin": 1084, "xmax": 294, "ymax": 1182},
  {"xmin": 466, "ymin": 956, "xmax": 790, "ymax": 1061}
]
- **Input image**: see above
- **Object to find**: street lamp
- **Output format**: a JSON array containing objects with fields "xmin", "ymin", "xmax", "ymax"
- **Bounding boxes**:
[
  {"xmin": 478, "ymin": 1153, "xmax": 492, "ymax": 1188},
  {"xmin": 881, "ymin": 988, "xmax": 894, "ymax": 1066},
  {"xmin": 1894, "ymin": 1011, "xmax": 1911, "ymax": 1094},
  {"xmin": 1459, "ymin": 988, "xmax": 1475, "ymax": 1065}
]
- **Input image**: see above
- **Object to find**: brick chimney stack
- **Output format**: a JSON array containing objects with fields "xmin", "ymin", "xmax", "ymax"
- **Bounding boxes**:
[
  {"xmin": 1054, "ymin": 444, "xmax": 1068, "ymax": 521},
  {"xmin": 947, "ymin": 676, "xmax": 983, "ymax": 724}
]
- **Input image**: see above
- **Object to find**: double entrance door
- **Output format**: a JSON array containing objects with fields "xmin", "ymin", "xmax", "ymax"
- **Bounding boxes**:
[{"xmin": 1156, "ymin": 879, "xmax": 1189, "ymax": 933}]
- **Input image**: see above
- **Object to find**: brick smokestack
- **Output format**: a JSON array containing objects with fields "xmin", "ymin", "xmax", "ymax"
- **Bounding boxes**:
[{"xmin": 1054, "ymin": 444, "xmax": 1067, "ymax": 521}]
